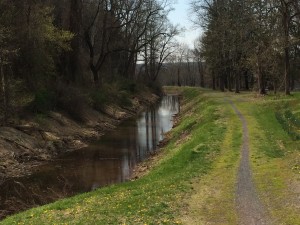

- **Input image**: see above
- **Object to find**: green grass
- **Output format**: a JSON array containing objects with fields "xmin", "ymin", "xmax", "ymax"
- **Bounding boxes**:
[
  {"xmin": 181, "ymin": 100, "xmax": 242, "ymax": 225},
  {"xmin": 237, "ymin": 95, "xmax": 300, "ymax": 225},
  {"xmin": 2, "ymin": 88, "xmax": 300, "ymax": 225}
]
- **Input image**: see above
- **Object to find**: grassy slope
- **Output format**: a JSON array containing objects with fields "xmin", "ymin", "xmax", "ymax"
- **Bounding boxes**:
[{"xmin": 1, "ymin": 88, "xmax": 299, "ymax": 225}]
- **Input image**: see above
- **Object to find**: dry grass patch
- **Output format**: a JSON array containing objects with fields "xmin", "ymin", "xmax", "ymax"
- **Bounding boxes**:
[{"xmin": 180, "ymin": 103, "xmax": 241, "ymax": 225}]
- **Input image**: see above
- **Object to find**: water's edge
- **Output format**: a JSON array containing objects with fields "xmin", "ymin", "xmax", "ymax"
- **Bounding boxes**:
[{"xmin": 0, "ymin": 95, "xmax": 179, "ymax": 220}]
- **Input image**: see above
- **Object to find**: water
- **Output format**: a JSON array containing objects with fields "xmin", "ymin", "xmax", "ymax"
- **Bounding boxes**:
[{"xmin": 0, "ymin": 95, "xmax": 179, "ymax": 219}]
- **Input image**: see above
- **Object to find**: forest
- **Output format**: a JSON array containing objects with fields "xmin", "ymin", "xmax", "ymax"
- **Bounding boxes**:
[
  {"xmin": 191, "ymin": 0, "xmax": 300, "ymax": 94},
  {"xmin": 1, "ymin": 0, "xmax": 299, "ymax": 126},
  {"xmin": 0, "ymin": 0, "xmax": 181, "ymax": 125}
]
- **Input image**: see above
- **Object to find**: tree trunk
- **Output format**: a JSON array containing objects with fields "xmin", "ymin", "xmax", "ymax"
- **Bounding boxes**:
[
  {"xmin": 257, "ymin": 70, "xmax": 265, "ymax": 95},
  {"xmin": 212, "ymin": 72, "xmax": 216, "ymax": 90},
  {"xmin": 0, "ymin": 63, "xmax": 7, "ymax": 124},
  {"xmin": 244, "ymin": 71, "xmax": 249, "ymax": 90},
  {"xmin": 282, "ymin": 1, "xmax": 291, "ymax": 95},
  {"xmin": 199, "ymin": 61, "xmax": 205, "ymax": 87},
  {"xmin": 220, "ymin": 72, "xmax": 225, "ymax": 92},
  {"xmin": 227, "ymin": 69, "xmax": 232, "ymax": 92},
  {"xmin": 291, "ymin": 71, "xmax": 295, "ymax": 90},
  {"xmin": 284, "ymin": 46, "xmax": 290, "ymax": 95},
  {"xmin": 91, "ymin": 66, "xmax": 101, "ymax": 87},
  {"xmin": 258, "ymin": 75, "xmax": 265, "ymax": 95},
  {"xmin": 177, "ymin": 68, "xmax": 181, "ymax": 87},
  {"xmin": 235, "ymin": 72, "xmax": 240, "ymax": 93},
  {"xmin": 256, "ymin": 54, "xmax": 266, "ymax": 95},
  {"xmin": 274, "ymin": 82, "xmax": 277, "ymax": 94},
  {"xmin": 69, "ymin": 0, "xmax": 83, "ymax": 83}
]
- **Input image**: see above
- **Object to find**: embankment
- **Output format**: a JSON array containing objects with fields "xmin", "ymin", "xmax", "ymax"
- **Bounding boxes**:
[{"xmin": 0, "ymin": 91, "xmax": 159, "ymax": 180}]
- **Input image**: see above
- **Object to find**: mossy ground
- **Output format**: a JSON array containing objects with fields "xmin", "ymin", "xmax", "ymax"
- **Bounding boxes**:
[{"xmin": 1, "ymin": 88, "xmax": 299, "ymax": 225}]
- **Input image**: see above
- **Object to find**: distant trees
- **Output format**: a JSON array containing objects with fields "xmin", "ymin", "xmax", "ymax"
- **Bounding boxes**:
[
  {"xmin": 117, "ymin": 0, "xmax": 178, "ymax": 83},
  {"xmin": 158, "ymin": 43, "xmax": 202, "ymax": 87},
  {"xmin": 143, "ymin": 22, "xmax": 178, "ymax": 82},
  {"xmin": 191, "ymin": 0, "xmax": 300, "ymax": 94}
]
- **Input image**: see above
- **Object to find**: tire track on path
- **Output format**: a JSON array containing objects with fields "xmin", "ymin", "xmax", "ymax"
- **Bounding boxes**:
[{"xmin": 229, "ymin": 100, "xmax": 271, "ymax": 225}]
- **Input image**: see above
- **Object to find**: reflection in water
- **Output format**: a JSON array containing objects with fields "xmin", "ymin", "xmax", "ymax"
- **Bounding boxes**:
[
  {"xmin": 0, "ymin": 95, "xmax": 179, "ymax": 219},
  {"xmin": 138, "ymin": 96, "xmax": 179, "ymax": 156}
]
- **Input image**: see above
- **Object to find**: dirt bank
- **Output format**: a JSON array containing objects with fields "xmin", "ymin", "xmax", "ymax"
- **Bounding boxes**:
[{"xmin": 0, "ymin": 92, "xmax": 159, "ymax": 180}]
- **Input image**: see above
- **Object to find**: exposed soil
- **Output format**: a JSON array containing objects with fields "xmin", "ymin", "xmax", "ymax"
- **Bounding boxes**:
[
  {"xmin": 0, "ymin": 92, "xmax": 159, "ymax": 181},
  {"xmin": 229, "ymin": 101, "xmax": 272, "ymax": 225}
]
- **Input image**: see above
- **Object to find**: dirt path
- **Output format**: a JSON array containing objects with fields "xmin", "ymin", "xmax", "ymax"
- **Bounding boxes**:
[{"xmin": 229, "ymin": 101, "xmax": 271, "ymax": 225}]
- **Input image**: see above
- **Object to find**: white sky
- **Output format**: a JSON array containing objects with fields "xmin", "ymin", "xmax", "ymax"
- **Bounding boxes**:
[{"xmin": 168, "ymin": 0, "xmax": 202, "ymax": 48}]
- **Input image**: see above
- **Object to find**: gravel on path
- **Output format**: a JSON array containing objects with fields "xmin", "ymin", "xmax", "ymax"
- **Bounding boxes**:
[{"xmin": 229, "ymin": 101, "xmax": 272, "ymax": 225}]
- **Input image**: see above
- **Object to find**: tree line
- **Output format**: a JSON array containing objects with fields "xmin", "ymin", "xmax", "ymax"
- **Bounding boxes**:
[
  {"xmin": 191, "ymin": 0, "xmax": 300, "ymax": 94},
  {"xmin": 158, "ymin": 43, "xmax": 206, "ymax": 87},
  {"xmin": 0, "ymin": 0, "xmax": 178, "ymax": 124}
]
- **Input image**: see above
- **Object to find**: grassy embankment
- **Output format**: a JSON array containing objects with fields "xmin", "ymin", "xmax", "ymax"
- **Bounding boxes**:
[
  {"xmin": 239, "ymin": 93, "xmax": 300, "ymax": 224},
  {"xmin": 1, "ymin": 87, "xmax": 300, "ymax": 225},
  {"xmin": 182, "ymin": 91, "xmax": 300, "ymax": 224}
]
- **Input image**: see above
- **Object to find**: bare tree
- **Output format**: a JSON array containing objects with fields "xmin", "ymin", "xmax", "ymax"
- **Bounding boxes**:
[
  {"xmin": 193, "ymin": 37, "xmax": 205, "ymax": 87},
  {"xmin": 143, "ymin": 22, "xmax": 179, "ymax": 82}
]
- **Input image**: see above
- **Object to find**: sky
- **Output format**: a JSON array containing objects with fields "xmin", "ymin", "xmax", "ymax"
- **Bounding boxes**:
[{"xmin": 167, "ymin": 0, "xmax": 201, "ymax": 48}]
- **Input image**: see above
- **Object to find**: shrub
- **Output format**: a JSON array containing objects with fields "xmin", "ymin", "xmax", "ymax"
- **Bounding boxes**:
[
  {"xmin": 104, "ymin": 82, "xmax": 133, "ymax": 107},
  {"xmin": 119, "ymin": 79, "xmax": 137, "ymax": 94},
  {"xmin": 284, "ymin": 109, "xmax": 300, "ymax": 128},
  {"xmin": 56, "ymin": 85, "xmax": 88, "ymax": 122},
  {"xmin": 31, "ymin": 89, "xmax": 57, "ymax": 113},
  {"xmin": 90, "ymin": 90, "xmax": 108, "ymax": 111},
  {"xmin": 275, "ymin": 111, "xmax": 300, "ymax": 140},
  {"xmin": 117, "ymin": 91, "xmax": 132, "ymax": 107},
  {"xmin": 148, "ymin": 81, "xmax": 163, "ymax": 96}
]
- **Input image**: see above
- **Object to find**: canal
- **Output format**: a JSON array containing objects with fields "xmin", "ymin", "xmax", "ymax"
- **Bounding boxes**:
[{"xmin": 0, "ymin": 95, "xmax": 179, "ymax": 219}]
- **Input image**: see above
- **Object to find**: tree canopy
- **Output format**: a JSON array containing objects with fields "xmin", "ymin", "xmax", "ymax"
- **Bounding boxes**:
[
  {"xmin": 190, "ymin": 0, "xmax": 300, "ymax": 94},
  {"xmin": 0, "ymin": 0, "xmax": 178, "ymax": 124}
]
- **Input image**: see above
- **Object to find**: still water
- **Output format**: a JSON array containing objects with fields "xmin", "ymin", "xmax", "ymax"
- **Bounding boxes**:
[{"xmin": 0, "ymin": 95, "xmax": 179, "ymax": 219}]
